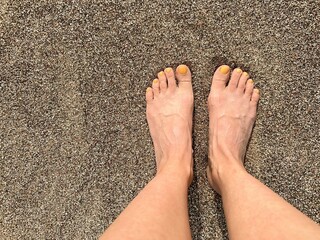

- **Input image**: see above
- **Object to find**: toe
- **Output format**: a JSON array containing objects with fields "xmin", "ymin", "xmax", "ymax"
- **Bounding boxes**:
[
  {"xmin": 158, "ymin": 71, "xmax": 167, "ymax": 92},
  {"xmin": 251, "ymin": 88, "xmax": 260, "ymax": 104},
  {"xmin": 146, "ymin": 87, "xmax": 154, "ymax": 102},
  {"xmin": 164, "ymin": 67, "xmax": 177, "ymax": 91},
  {"xmin": 175, "ymin": 64, "xmax": 192, "ymax": 89},
  {"xmin": 245, "ymin": 79, "xmax": 254, "ymax": 97},
  {"xmin": 228, "ymin": 68, "xmax": 242, "ymax": 90},
  {"xmin": 152, "ymin": 78, "xmax": 160, "ymax": 96},
  {"xmin": 237, "ymin": 71, "xmax": 249, "ymax": 92},
  {"xmin": 249, "ymin": 88, "xmax": 260, "ymax": 117},
  {"xmin": 211, "ymin": 65, "xmax": 230, "ymax": 92}
]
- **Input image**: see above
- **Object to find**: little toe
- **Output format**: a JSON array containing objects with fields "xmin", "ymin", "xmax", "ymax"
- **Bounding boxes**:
[
  {"xmin": 164, "ymin": 67, "xmax": 177, "ymax": 91},
  {"xmin": 251, "ymin": 88, "xmax": 260, "ymax": 104},
  {"xmin": 146, "ymin": 87, "xmax": 154, "ymax": 102},
  {"xmin": 175, "ymin": 64, "xmax": 192, "ymax": 89},
  {"xmin": 245, "ymin": 79, "xmax": 254, "ymax": 97},
  {"xmin": 238, "ymin": 71, "xmax": 249, "ymax": 92},
  {"xmin": 249, "ymin": 88, "xmax": 260, "ymax": 117},
  {"xmin": 211, "ymin": 65, "xmax": 230, "ymax": 92},
  {"xmin": 158, "ymin": 71, "xmax": 167, "ymax": 92},
  {"xmin": 228, "ymin": 68, "xmax": 242, "ymax": 91},
  {"xmin": 152, "ymin": 78, "xmax": 160, "ymax": 96}
]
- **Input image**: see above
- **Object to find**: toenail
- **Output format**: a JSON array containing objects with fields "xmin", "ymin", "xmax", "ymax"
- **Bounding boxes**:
[
  {"xmin": 165, "ymin": 68, "xmax": 172, "ymax": 73},
  {"xmin": 243, "ymin": 72, "xmax": 248, "ymax": 76},
  {"xmin": 248, "ymin": 79, "xmax": 254, "ymax": 84},
  {"xmin": 220, "ymin": 65, "xmax": 230, "ymax": 74},
  {"xmin": 159, "ymin": 71, "xmax": 164, "ymax": 76},
  {"xmin": 153, "ymin": 79, "xmax": 159, "ymax": 84},
  {"xmin": 146, "ymin": 87, "xmax": 152, "ymax": 92},
  {"xmin": 177, "ymin": 65, "xmax": 188, "ymax": 75},
  {"xmin": 254, "ymin": 89, "xmax": 259, "ymax": 94},
  {"xmin": 236, "ymin": 68, "xmax": 242, "ymax": 73}
]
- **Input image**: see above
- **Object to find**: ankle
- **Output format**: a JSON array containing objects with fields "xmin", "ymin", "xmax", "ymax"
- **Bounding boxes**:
[
  {"xmin": 208, "ymin": 157, "xmax": 247, "ymax": 192},
  {"xmin": 156, "ymin": 157, "xmax": 193, "ymax": 186}
]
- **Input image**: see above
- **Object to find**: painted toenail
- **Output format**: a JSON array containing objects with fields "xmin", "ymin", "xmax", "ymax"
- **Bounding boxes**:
[
  {"xmin": 153, "ymin": 79, "xmax": 159, "ymax": 84},
  {"xmin": 220, "ymin": 65, "xmax": 230, "ymax": 74},
  {"xmin": 165, "ymin": 68, "xmax": 172, "ymax": 73},
  {"xmin": 254, "ymin": 89, "xmax": 259, "ymax": 94},
  {"xmin": 177, "ymin": 65, "xmax": 188, "ymax": 75},
  {"xmin": 159, "ymin": 71, "xmax": 164, "ymax": 76},
  {"xmin": 248, "ymin": 79, "xmax": 254, "ymax": 84},
  {"xmin": 243, "ymin": 72, "xmax": 248, "ymax": 76},
  {"xmin": 236, "ymin": 68, "xmax": 242, "ymax": 73},
  {"xmin": 146, "ymin": 87, "xmax": 152, "ymax": 92}
]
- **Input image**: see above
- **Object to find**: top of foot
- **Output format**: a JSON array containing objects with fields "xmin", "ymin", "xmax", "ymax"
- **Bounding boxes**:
[
  {"xmin": 146, "ymin": 65, "xmax": 194, "ymax": 184},
  {"xmin": 207, "ymin": 65, "xmax": 260, "ymax": 193}
]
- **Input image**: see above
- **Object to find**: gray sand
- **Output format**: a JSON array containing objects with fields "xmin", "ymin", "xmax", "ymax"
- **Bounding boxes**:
[{"xmin": 1, "ymin": 1, "xmax": 319, "ymax": 239}]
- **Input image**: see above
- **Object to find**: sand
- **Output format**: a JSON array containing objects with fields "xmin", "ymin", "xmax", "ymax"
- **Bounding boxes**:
[{"xmin": 1, "ymin": 1, "xmax": 319, "ymax": 239}]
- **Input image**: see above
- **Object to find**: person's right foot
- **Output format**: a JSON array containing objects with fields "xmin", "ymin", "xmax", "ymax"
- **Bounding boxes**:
[
  {"xmin": 207, "ymin": 65, "xmax": 260, "ymax": 194},
  {"xmin": 146, "ymin": 65, "xmax": 194, "ymax": 185}
]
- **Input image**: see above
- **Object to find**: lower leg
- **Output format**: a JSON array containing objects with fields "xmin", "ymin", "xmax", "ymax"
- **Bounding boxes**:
[
  {"xmin": 101, "ymin": 168, "xmax": 191, "ymax": 240},
  {"xmin": 207, "ymin": 65, "xmax": 320, "ymax": 240},
  {"xmin": 100, "ymin": 65, "xmax": 194, "ymax": 240},
  {"xmin": 217, "ymin": 167, "xmax": 320, "ymax": 240}
]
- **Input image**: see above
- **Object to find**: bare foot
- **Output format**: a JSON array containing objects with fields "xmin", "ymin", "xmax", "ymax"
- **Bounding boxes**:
[
  {"xmin": 146, "ymin": 65, "xmax": 194, "ymax": 185},
  {"xmin": 207, "ymin": 65, "xmax": 260, "ymax": 194}
]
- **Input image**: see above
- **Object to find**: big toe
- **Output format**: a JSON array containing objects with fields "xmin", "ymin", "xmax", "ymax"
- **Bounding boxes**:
[
  {"xmin": 210, "ymin": 65, "xmax": 230, "ymax": 93},
  {"xmin": 175, "ymin": 64, "xmax": 192, "ymax": 90}
]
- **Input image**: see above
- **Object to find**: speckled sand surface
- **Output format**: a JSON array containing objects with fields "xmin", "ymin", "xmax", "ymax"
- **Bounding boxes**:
[{"xmin": 1, "ymin": 1, "xmax": 319, "ymax": 239}]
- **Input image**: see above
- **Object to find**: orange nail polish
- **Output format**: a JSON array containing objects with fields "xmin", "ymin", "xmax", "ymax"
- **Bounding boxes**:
[
  {"xmin": 177, "ymin": 65, "xmax": 188, "ymax": 75},
  {"xmin": 146, "ymin": 87, "xmax": 152, "ymax": 92},
  {"xmin": 243, "ymin": 72, "xmax": 248, "ymax": 76},
  {"xmin": 165, "ymin": 68, "xmax": 172, "ymax": 73},
  {"xmin": 220, "ymin": 65, "xmax": 230, "ymax": 74},
  {"xmin": 236, "ymin": 68, "xmax": 242, "ymax": 73},
  {"xmin": 153, "ymin": 79, "xmax": 159, "ymax": 84}
]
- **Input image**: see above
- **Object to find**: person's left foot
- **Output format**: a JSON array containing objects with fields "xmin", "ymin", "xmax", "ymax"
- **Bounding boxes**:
[{"xmin": 146, "ymin": 65, "xmax": 194, "ymax": 184}]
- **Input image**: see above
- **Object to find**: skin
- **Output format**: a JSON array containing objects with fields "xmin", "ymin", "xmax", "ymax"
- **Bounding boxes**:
[
  {"xmin": 100, "ymin": 64, "xmax": 320, "ymax": 240},
  {"xmin": 207, "ymin": 65, "xmax": 320, "ymax": 240},
  {"xmin": 100, "ymin": 65, "xmax": 193, "ymax": 240}
]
